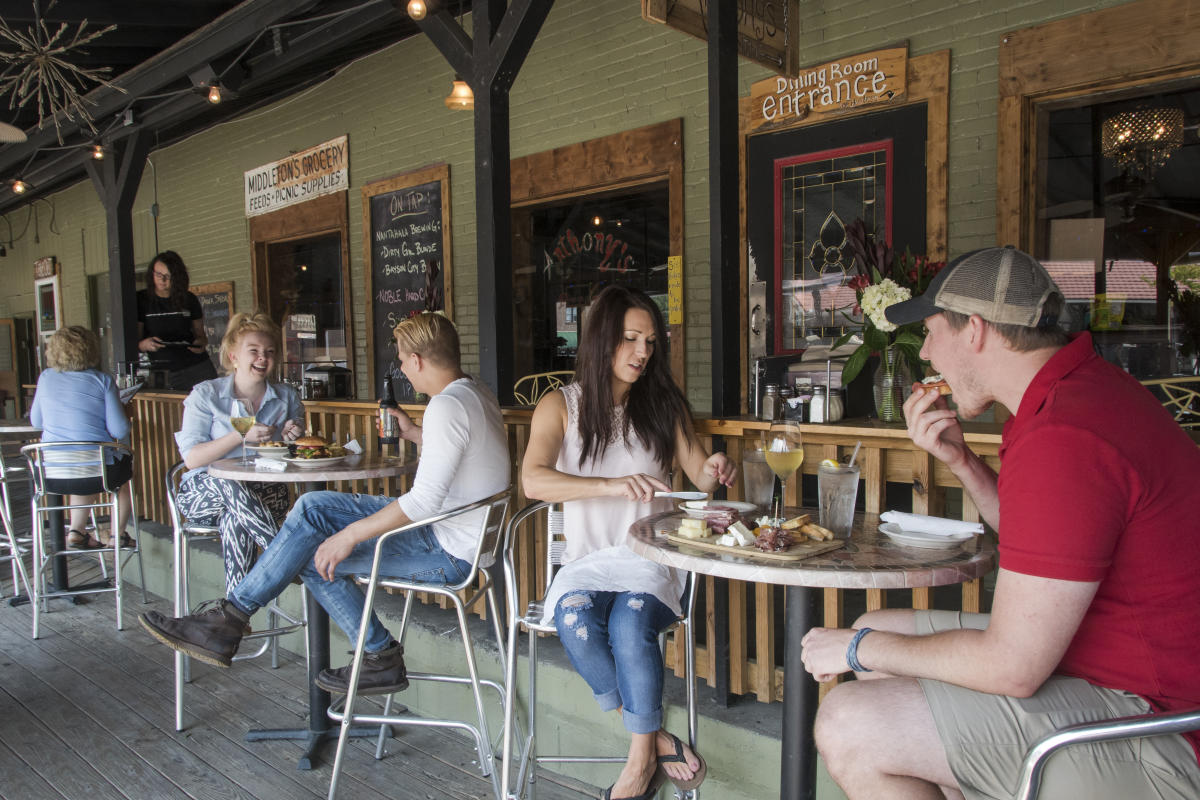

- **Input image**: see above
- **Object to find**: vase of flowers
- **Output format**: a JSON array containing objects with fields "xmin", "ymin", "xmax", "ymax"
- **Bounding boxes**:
[{"xmin": 834, "ymin": 220, "xmax": 946, "ymax": 422}]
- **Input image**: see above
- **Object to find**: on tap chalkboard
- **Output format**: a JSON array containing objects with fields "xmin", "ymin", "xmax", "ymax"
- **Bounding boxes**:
[
  {"xmin": 362, "ymin": 164, "xmax": 452, "ymax": 403},
  {"xmin": 191, "ymin": 281, "xmax": 234, "ymax": 369}
]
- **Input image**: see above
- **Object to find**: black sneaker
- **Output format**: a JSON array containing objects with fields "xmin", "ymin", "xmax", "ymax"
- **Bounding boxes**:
[
  {"xmin": 139, "ymin": 599, "xmax": 250, "ymax": 668},
  {"xmin": 316, "ymin": 642, "xmax": 409, "ymax": 695}
]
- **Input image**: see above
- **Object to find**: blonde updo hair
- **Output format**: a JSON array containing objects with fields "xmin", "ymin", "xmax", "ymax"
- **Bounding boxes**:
[
  {"xmin": 392, "ymin": 312, "xmax": 460, "ymax": 369},
  {"xmin": 219, "ymin": 311, "xmax": 281, "ymax": 374},
  {"xmin": 46, "ymin": 326, "xmax": 101, "ymax": 372}
]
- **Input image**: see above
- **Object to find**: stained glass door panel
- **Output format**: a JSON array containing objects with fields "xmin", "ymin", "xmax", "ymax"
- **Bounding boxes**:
[{"xmin": 774, "ymin": 141, "xmax": 892, "ymax": 353}]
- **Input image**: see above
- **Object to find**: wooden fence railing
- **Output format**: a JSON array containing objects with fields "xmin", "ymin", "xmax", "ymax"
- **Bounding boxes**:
[{"xmin": 130, "ymin": 392, "xmax": 1003, "ymax": 703}]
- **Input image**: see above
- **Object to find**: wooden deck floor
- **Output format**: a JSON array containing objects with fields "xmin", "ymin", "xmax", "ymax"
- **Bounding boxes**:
[{"xmin": 0, "ymin": 551, "xmax": 593, "ymax": 800}]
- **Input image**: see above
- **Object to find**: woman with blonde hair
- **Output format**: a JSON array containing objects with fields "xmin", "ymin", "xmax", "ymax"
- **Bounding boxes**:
[
  {"xmin": 174, "ymin": 311, "xmax": 304, "ymax": 591},
  {"xmin": 30, "ymin": 325, "xmax": 134, "ymax": 549}
]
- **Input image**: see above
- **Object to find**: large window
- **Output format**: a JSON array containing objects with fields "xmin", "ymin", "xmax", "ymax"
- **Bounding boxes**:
[
  {"xmin": 264, "ymin": 233, "xmax": 348, "ymax": 381},
  {"xmin": 513, "ymin": 187, "xmax": 670, "ymax": 375},
  {"xmin": 1034, "ymin": 84, "xmax": 1200, "ymax": 377}
]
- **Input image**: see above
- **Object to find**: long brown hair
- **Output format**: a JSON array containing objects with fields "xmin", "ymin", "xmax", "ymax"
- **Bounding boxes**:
[
  {"xmin": 573, "ymin": 285, "xmax": 691, "ymax": 470},
  {"xmin": 145, "ymin": 250, "xmax": 192, "ymax": 310}
]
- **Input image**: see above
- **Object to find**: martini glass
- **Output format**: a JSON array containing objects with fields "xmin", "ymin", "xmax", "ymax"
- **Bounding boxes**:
[
  {"xmin": 230, "ymin": 398, "xmax": 256, "ymax": 465},
  {"xmin": 765, "ymin": 420, "xmax": 804, "ymax": 523}
]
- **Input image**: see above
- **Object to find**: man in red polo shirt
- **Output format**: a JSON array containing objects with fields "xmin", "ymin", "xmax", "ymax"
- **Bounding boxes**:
[{"xmin": 801, "ymin": 246, "xmax": 1200, "ymax": 799}]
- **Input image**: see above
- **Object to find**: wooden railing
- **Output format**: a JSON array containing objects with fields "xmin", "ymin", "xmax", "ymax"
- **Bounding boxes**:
[{"xmin": 130, "ymin": 392, "xmax": 1002, "ymax": 703}]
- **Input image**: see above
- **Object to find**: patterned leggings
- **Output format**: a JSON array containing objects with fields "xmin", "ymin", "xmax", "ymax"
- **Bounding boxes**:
[{"xmin": 177, "ymin": 471, "xmax": 290, "ymax": 593}]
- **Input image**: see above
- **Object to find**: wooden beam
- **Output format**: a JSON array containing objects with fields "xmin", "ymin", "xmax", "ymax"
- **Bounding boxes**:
[{"xmin": 85, "ymin": 129, "xmax": 151, "ymax": 367}]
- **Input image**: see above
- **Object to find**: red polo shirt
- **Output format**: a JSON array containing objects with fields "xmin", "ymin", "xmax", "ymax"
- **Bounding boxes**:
[{"xmin": 998, "ymin": 333, "xmax": 1200, "ymax": 760}]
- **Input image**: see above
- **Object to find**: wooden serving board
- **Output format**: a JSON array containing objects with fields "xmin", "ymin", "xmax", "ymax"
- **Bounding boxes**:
[{"xmin": 664, "ymin": 531, "xmax": 844, "ymax": 562}]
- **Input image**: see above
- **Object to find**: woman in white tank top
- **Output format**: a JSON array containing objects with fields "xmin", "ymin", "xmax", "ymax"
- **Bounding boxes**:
[{"xmin": 522, "ymin": 286, "xmax": 736, "ymax": 800}]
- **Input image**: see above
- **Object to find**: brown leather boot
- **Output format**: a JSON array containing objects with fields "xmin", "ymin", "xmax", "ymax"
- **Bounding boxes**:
[
  {"xmin": 139, "ymin": 599, "xmax": 250, "ymax": 668},
  {"xmin": 315, "ymin": 641, "xmax": 408, "ymax": 695}
]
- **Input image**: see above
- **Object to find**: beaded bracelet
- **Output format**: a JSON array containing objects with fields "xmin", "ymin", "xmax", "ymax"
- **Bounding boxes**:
[{"xmin": 846, "ymin": 626, "xmax": 874, "ymax": 672}]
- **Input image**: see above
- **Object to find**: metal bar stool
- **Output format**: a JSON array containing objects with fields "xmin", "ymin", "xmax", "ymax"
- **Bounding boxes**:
[
  {"xmin": 166, "ymin": 461, "xmax": 307, "ymax": 731},
  {"xmin": 0, "ymin": 442, "xmax": 32, "ymax": 599},
  {"xmin": 500, "ymin": 501, "xmax": 701, "ymax": 800},
  {"xmin": 326, "ymin": 488, "xmax": 513, "ymax": 800},
  {"xmin": 22, "ymin": 441, "xmax": 145, "ymax": 639}
]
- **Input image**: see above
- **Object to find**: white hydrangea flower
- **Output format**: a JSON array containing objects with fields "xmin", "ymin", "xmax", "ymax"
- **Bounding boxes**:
[{"xmin": 860, "ymin": 279, "xmax": 911, "ymax": 332}]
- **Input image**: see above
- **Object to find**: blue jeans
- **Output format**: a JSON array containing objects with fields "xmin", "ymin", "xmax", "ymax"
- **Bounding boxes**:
[
  {"xmin": 229, "ymin": 491, "xmax": 471, "ymax": 653},
  {"xmin": 553, "ymin": 590, "xmax": 677, "ymax": 734}
]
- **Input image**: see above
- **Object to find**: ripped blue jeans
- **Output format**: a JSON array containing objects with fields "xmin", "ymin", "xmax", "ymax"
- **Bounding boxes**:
[{"xmin": 553, "ymin": 590, "xmax": 677, "ymax": 734}]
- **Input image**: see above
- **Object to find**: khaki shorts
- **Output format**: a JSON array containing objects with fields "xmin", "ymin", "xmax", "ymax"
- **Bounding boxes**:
[{"xmin": 916, "ymin": 610, "xmax": 1200, "ymax": 800}]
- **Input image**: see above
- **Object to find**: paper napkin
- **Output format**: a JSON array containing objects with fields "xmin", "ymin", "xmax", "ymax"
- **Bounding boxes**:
[
  {"xmin": 254, "ymin": 458, "xmax": 288, "ymax": 472},
  {"xmin": 880, "ymin": 511, "xmax": 984, "ymax": 537},
  {"xmin": 344, "ymin": 437, "xmax": 363, "ymax": 454}
]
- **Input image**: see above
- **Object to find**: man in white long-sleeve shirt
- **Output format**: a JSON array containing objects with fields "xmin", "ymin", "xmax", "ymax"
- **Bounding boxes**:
[{"xmin": 141, "ymin": 313, "xmax": 509, "ymax": 694}]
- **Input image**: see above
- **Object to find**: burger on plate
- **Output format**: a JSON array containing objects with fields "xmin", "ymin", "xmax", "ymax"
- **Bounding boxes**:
[{"xmin": 292, "ymin": 436, "xmax": 330, "ymax": 459}]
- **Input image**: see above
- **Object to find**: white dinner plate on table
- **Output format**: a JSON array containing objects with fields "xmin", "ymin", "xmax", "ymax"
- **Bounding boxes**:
[
  {"xmin": 680, "ymin": 500, "xmax": 758, "ymax": 517},
  {"xmin": 247, "ymin": 445, "xmax": 290, "ymax": 459},
  {"xmin": 878, "ymin": 522, "xmax": 974, "ymax": 549},
  {"xmin": 282, "ymin": 455, "xmax": 347, "ymax": 469}
]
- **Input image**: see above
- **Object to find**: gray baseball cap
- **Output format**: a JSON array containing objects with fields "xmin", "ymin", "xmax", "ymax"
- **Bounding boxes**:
[{"xmin": 884, "ymin": 245, "xmax": 1064, "ymax": 328}]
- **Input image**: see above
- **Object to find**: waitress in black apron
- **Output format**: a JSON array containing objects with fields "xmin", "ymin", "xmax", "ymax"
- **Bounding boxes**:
[{"xmin": 136, "ymin": 251, "xmax": 218, "ymax": 391}]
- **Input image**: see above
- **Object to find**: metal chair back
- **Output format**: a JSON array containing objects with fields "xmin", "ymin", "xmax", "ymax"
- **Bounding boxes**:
[
  {"xmin": 0, "ymin": 440, "xmax": 31, "ymax": 599},
  {"xmin": 327, "ymin": 486, "xmax": 513, "ymax": 800},
  {"xmin": 1013, "ymin": 707, "xmax": 1200, "ymax": 799},
  {"xmin": 512, "ymin": 371, "xmax": 574, "ymax": 406},
  {"xmin": 500, "ymin": 500, "xmax": 700, "ymax": 799}
]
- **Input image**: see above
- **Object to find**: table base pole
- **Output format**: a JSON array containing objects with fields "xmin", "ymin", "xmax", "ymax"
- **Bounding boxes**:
[
  {"xmin": 781, "ymin": 585, "xmax": 819, "ymax": 800},
  {"xmin": 245, "ymin": 725, "xmax": 386, "ymax": 771}
]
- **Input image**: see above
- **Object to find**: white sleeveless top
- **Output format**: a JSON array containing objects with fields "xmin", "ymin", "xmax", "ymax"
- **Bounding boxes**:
[{"xmin": 540, "ymin": 383, "xmax": 686, "ymax": 624}]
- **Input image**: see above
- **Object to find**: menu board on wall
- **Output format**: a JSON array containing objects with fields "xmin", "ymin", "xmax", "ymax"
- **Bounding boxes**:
[
  {"xmin": 191, "ymin": 281, "xmax": 234, "ymax": 369},
  {"xmin": 362, "ymin": 164, "xmax": 452, "ymax": 403}
]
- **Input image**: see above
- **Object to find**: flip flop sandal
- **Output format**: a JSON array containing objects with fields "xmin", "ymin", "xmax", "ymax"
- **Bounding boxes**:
[
  {"xmin": 600, "ymin": 767, "xmax": 667, "ymax": 800},
  {"xmin": 67, "ymin": 529, "xmax": 105, "ymax": 550},
  {"xmin": 657, "ymin": 732, "xmax": 707, "ymax": 792},
  {"xmin": 116, "ymin": 533, "xmax": 136, "ymax": 549}
]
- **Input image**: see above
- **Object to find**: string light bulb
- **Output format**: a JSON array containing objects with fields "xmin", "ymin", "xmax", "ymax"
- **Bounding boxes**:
[
  {"xmin": 407, "ymin": 0, "xmax": 430, "ymax": 19},
  {"xmin": 12, "ymin": 179, "xmax": 28, "ymax": 194},
  {"xmin": 444, "ymin": 76, "xmax": 474, "ymax": 110},
  {"xmin": 208, "ymin": 84, "xmax": 222, "ymax": 104},
  {"xmin": 91, "ymin": 143, "xmax": 104, "ymax": 160}
]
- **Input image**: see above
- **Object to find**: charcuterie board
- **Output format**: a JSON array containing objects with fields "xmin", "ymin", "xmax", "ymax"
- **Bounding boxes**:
[{"xmin": 663, "ymin": 531, "xmax": 844, "ymax": 562}]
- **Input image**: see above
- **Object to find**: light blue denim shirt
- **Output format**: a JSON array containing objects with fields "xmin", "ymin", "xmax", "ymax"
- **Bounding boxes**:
[
  {"xmin": 175, "ymin": 375, "xmax": 303, "ymax": 475},
  {"xmin": 30, "ymin": 368, "xmax": 131, "ymax": 465}
]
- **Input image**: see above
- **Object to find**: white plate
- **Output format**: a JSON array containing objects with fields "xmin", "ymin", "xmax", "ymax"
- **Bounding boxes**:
[
  {"xmin": 282, "ymin": 455, "xmax": 347, "ymax": 469},
  {"xmin": 247, "ymin": 445, "xmax": 290, "ymax": 459},
  {"xmin": 878, "ymin": 522, "xmax": 974, "ymax": 549},
  {"xmin": 680, "ymin": 500, "xmax": 758, "ymax": 517}
]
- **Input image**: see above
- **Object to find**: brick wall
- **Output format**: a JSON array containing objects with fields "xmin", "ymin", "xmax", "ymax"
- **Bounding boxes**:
[{"xmin": 0, "ymin": 0, "xmax": 1132, "ymax": 409}]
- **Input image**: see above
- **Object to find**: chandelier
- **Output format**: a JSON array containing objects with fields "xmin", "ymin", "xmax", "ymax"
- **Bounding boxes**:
[
  {"xmin": 1100, "ymin": 106, "xmax": 1185, "ymax": 178},
  {"xmin": 0, "ymin": 2, "xmax": 120, "ymax": 142}
]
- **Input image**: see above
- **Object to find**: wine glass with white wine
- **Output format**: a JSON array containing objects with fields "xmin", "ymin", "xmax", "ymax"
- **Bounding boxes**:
[
  {"xmin": 230, "ymin": 398, "xmax": 257, "ymax": 465},
  {"xmin": 765, "ymin": 420, "xmax": 804, "ymax": 523}
]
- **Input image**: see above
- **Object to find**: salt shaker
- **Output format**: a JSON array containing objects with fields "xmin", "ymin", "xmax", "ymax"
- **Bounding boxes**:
[
  {"xmin": 761, "ymin": 384, "xmax": 781, "ymax": 421},
  {"xmin": 809, "ymin": 385, "xmax": 827, "ymax": 423},
  {"xmin": 827, "ymin": 387, "xmax": 845, "ymax": 422}
]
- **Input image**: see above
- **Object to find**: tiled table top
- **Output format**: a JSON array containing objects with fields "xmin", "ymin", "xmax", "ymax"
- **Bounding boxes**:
[{"xmin": 629, "ymin": 509, "xmax": 996, "ymax": 590}]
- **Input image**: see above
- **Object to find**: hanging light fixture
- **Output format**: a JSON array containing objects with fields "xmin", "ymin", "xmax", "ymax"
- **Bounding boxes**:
[
  {"xmin": 1100, "ymin": 106, "xmax": 1184, "ymax": 178},
  {"xmin": 12, "ymin": 179, "xmax": 29, "ymax": 194},
  {"xmin": 407, "ymin": 0, "xmax": 433, "ymax": 20},
  {"xmin": 91, "ymin": 143, "xmax": 104, "ymax": 160},
  {"xmin": 445, "ymin": 75, "xmax": 474, "ymax": 110},
  {"xmin": 208, "ymin": 84, "xmax": 222, "ymax": 104}
]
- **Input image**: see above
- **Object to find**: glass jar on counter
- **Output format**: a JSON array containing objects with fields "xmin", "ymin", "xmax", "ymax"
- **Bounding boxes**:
[
  {"xmin": 827, "ymin": 387, "xmax": 845, "ymax": 422},
  {"xmin": 809, "ymin": 385, "xmax": 827, "ymax": 423},
  {"xmin": 760, "ymin": 384, "xmax": 781, "ymax": 421}
]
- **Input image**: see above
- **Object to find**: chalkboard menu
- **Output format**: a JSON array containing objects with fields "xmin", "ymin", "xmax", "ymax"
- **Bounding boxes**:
[
  {"xmin": 191, "ymin": 281, "xmax": 234, "ymax": 369},
  {"xmin": 361, "ymin": 164, "xmax": 452, "ymax": 403}
]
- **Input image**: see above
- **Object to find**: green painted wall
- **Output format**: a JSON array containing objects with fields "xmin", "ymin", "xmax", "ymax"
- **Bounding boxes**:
[{"xmin": 0, "ymin": 0, "xmax": 1133, "ymax": 409}]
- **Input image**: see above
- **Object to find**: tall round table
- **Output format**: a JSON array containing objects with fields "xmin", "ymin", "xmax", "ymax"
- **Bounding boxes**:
[
  {"xmin": 628, "ymin": 508, "xmax": 997, "ymax": 800},
  {"xmin": 208, "ymin": 453, "xmax": 415, "ymax": 769}
]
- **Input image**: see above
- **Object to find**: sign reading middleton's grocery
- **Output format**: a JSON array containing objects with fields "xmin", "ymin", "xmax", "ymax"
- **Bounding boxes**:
[
  {"xmin": 748, "ymin": 47, "xmax": 907, "ymax": 132},
  {"xmin": 243, "ymin": 135, "xmax": 349, "ymax": 217},
  {"xmin": 642, "ymin": 0, "xmax": 799, "ymax": 76}
]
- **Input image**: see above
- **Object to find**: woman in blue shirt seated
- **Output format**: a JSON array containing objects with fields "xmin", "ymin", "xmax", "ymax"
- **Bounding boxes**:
[
  {"xmin": 30, "ymin": 326, "xmax": 134, "ymax": 549},
  {"xmin": 175, "ymin": 312, "xmax": 304, "ymax": 592}
]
